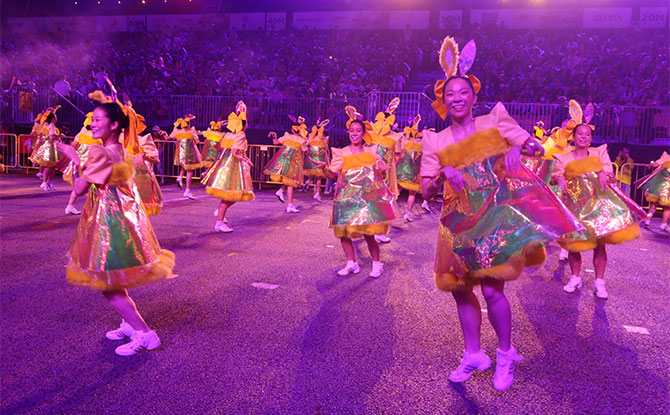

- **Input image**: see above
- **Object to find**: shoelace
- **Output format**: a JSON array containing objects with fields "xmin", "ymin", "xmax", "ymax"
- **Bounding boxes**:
[{"xmin": 497, "ymin": 353, "xmax": 523, "ymax": 376}]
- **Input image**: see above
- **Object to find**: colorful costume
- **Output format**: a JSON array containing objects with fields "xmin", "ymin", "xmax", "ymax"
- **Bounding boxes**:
[
  {"xmin": 171, "ymin": 115, "xmax": 202, "ymax": 170},
  {"xmin": 62, "ymin": 115, "xmax": 103, "ymax": 184},
  {"xmin": 202, "ymin": 102, "xmax": 254, "ymax": 202},
  {"xmin": 396, "ymin": 115, "xmax": 423, "ymax": 192},
  {"xmin": 201, "ymin": 121, "xmax": 225, "ymax": 168},
  {"xmin": 367, "ymin": 98, "xmax": 402, "ymax": 195},
  {"xmin": 637, "ymin": 151, "xmax": 670, "ymax": 206},
  {"xmin": 329, "ymin": 145, "xmax": 397, "ymax": 238},
  {"xmin": 553, "ymin": 144, "xmax": 646, "ymax": 251},
  {"xmin": 264, "ymin": 116, "xmax": 308, "ymax": 187},
  {"xmin": 303, "ymin": 119, "xmax": 330, "ymax": 178},
  {"xmin": 66, "ymin": 145, "xmax": 175, "ymax": 290},
  {"xmin": 134, "ymin": 133, "xmax": 165, "ymax": 215},
  {"xmin": 29, "ymin": 107, "xmax": 62, "ymax": 167}
]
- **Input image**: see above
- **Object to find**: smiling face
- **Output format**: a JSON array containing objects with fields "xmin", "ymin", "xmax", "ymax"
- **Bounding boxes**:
[
  {"xmin": 573, "ymin": 124, "xmax": 592, "ymax": 149},
  {"xmin": 443, "ymin": 77, "xmax": 477, "ymax": 120},
  {"xmin": 348, "ymin": 121, "xmax": 365, "ymax": 146},
  {"xmin": 90, "ymin": 107, "xmax": 119, "ymax": 142}
]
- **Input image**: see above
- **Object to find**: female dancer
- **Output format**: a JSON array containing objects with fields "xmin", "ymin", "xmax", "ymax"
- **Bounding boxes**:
[
  {"xmin": 201, "ymin": 120, "xmax": 225, "ymax": 169},
  {"xmin": 422, "ymin": 36, "xmax": 582, "ymax": 391},
  {"xmin": 202, "ymin": 101, "xmax": 255, "ymax": 232},
  {"xmin": 638, "ymin": 151, "xmax": 670, "ymax": 231},
  {"xmin": 29, "ymin": 106, "xmax": 62, "ymax": 191},
  {"xmin": 329, "ymin": 118, "xmax": 397, "ymax": 278},
  {"xmin": 171, "ymin": 115, "xmax": 202, "ymax": 199},
  {"xmin": 56, "ymin": 100, "xmax": 175, "ymax": 356},
  {"xmin": 396, "ymin": 115, "xmax": 431, "ymax": 221},
  {"xmin": 134, "ymin": 130, "xmax": 165, "ymax": 216},
  {"xmin": 264, "ymin": 115, "xmax": 309, "ymax": 213},
  {"xmin": 62, "ymin": 112, "xmax": 102, "ymax": 214},
  {"xmin": 554, "ymin": 102, "xmax": 647, "ymax": 298},
  {"xmin": 303, "ymin": 119, "xmax": 330, "ymax": 203}
]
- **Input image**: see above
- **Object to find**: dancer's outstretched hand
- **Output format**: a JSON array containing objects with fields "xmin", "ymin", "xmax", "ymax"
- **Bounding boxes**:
[
  {"xmin": 440, "ymin": 166, "xmax": 464, "ymax": 193},
  {"xmin": 505, "ymin": 145, "xmax": 521, "ymax": 175}
]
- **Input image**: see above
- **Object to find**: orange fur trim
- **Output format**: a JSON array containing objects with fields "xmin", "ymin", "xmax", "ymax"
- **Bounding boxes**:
[
  {"xmin": 564, "ymin": 155, "xmax": 601, "ymax": 178},
  {"xmin": 435, "ymin": 128, "xmax": 509, "ymax": 169},
  {"xmin": 559, "ymin": 237, "xmax": 598, "ymax": 252},
  {"xmin": 398, "ymin": 181, "xmax": 421, "ymax": 192},
  {"xmin": 333, "ymin": 223, "xmax": 389, "ymax": 239},
  {"xmin": 598, "ymin": 223, "xmax": 640, "ymax": 245},
  {"xmin": 206, "ymin": 187, "xmax": 255, "ymax": 202}
]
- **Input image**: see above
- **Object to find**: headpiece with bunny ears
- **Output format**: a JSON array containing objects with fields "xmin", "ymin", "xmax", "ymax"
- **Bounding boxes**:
[
  {"xmin": 174, "ymin": 114, "xmax": 196, "ymax": 129},
  {"xmin": 89, "ymin": 88, "xmax": 147, "ymax": 155},
  {"xmin": 309, "ymin": 119, "xmax": 330, "ymax": 139},
  {"xmin": 288, "ymin": 115, "xmax": 308, "ymax": 138},
  {"xmin": 555, "ymin": 100, "xmax": 595, "ymax": 147},
  {"xmin": 227, "ymin": 101, "xmax": 247, "ymax": 133},
  {"xmin": 403, "ymin": 115, "xmax": 422, "ymax": 139},
  {"xmin": 431, "ymin": 36, "xmax": 481, "ymax": 120},
  {"xmin": 344, "ymin": 105, "xmax": 373, "ymax": 143},
  {"xmin": 372, "ymin": 97, "xmax": 400, "ymax": 136},
  {"xmin": 38, "ymin": 105, "xmax": 61, "ymax": 125}
]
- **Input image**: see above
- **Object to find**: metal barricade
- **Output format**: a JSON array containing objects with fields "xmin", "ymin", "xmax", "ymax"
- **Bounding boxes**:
[
  {"xmin": 0, "ymin": 134, "xmax": 18, "ymax": 170},
  {"xmin": 16, "ymin": 135, "xmax": 75, "ymax": 170},
  {"xmin": 617, "ymin": 162, "xmax": 659, "ymax": 211}
]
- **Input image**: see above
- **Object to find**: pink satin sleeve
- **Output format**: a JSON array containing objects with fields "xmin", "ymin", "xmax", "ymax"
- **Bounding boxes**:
[
  {"xmin": 139, "ymin": 134, "xmax": 160, "ymax": 164},
  {"xmin": 489, "ymin": 102, "xmax": 529, "ymax": 146},
  {"xmin": 329, "ymin": 147, "xmax": 344, "ymax": 173},
  {"xmin": 232, "ymin": 132, "xmax": 247, "ymax": 150},
  {"xmin": 595, "ymin": 144, "xmax": 614, "ymax": 175},
  {"xmin": 81, "ymin": 145, "xmax": 112, "ymax": 185},
  {"xmin": 552, "ymin": 152, "xmax": 569, "ymax": 178},
  {"xmin": 420, "ymin": 130, "xmax": 442, "ymax": 177}
]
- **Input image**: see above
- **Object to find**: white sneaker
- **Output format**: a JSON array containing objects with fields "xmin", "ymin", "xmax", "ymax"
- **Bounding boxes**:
[
  {"xmin": 48, "ymin": 182, "xmax": 56, "ymax": 191},
  {"xmin": 370, "ymin": 261, "xmax": 384, "ymax": 278},
  {"xmin": 403, "ymin": 212, "xmax": 413, "ymax": 222},
  {"xmin": 40, "ymin": 182, "xmax": 48, "ymax": 191},
  {"xmin": 448, "ymin": 350, "xmax": 492, "ymax": 383},
  {"xmin": 375, "ymin": 234, "xmax": 391, "ymax": 243},
  {"xmin": 286, "ymin": 205, "xmax": 300, "ymax": 213},
  {"xmin": 36, "ymin": 172, "xmax": 43, "ymax": 180},
  {"xmin": 115, "ymin": 330, "xmax": 161, "ymax": 356},
  {"xmin": 183, "ymin": 190, "xmax": 195, "ymax": 200},
  {"xmin": 421, "ymin": 200, "xmax": 432, "ymax": 213},
  {"xmin": 215, "ymin": 220, "xmax": 233, "ymax": 233},
  {"xmin": 660, "ymin": 223, "xmax": 669, "ymax": 233},
  {"xmin": 563, "ymin": 275, "xmax": 582, "ymax": 293},
  {"xmin": 275, "ymin": 189, "xmax": 285, "ymax": 203},
  {"xmin": 642, "ymin": 219, "xmax": 651, "ymax": 228},
  {"xmin": 176, "ymin": 176, "xmax": 184, "ymax": 188},
  {"xmin": 594, "ymin": 279, "xmax": 608, "ymax": 299},
  {"xmin": 105, "ymin": 320, "xmax": 134, "ymax": 340},
  {"xmin": 493, "ymin": 346, "xmax": 523, "ymax": 391},
  {"xmin": 65, "ymin": 205, "xmax": 81, "ymax": 215},
  {"xmin": 558, "ymin": 248, "xmax": 569, "ymax": 261},
  {"xmin": 313, "ymin": 193, "xmax": 323, "ymax": 203},
  {"xmin": 337, "ymin": 261, "xmax": 360, "ymax": 276}
]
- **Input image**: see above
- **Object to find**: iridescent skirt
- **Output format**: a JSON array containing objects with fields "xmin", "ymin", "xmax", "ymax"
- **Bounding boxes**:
[
  {"xmin": 558, "ymin": 172, "xmax": 646, "ymax": 252},
  {"xmin": 201, "ymin": 139, "xmax": 220, "ymax": 169},
  {"xmin": 639, "ymin": 167, "xmax": 670, "ymax": 206},
  {"xmin": 435, "ymin": 155, "xmax": 583, "ymax": 291},
  {"xmin": 264, "ymin": 145, "xmax": 304, "ymax": 187},
  {"xmin": 29, "ymin": 137, "xmax": 60, "ymax": 168},
  {"xmin": 66, "ymin": 157, "xmax": 175, "ymax": 290},
  {"xmin": 375, "ymin": 144, "xmax": 398, "ymax": 194},
  {"xmin": 135, "ymin": 159, "xmax": 164, "ymax": 215},
  {"xmin": 202, "ymin": 148, "xmax": 255, "ymax": 202},
  {"xmin": 304, "ymin": 144, "xmax": 328, "ymax": 178},
  {"xmin": 330, "ymin": 165, "xmax": 397, "ymax": 239},
  {"xmin": 174, "ymin": 139, "xmax": 203, "ymax": 170},
  {"xmin": 396, "ymin": 149, "xmax": 421, "ymax": 192},
  {"xmin": 61, "ymin": 142, "xmax": 95, "ymax": 185}
]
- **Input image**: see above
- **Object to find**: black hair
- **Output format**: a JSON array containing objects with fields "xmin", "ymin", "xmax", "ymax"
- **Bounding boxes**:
[
  {"xmin": 348, "ymin": 119, "xmax": 366, "ymax": 132},
  {"xmin": 95, "ymin": 102, "xmax": 130, "ymax": 133},
  {"xmin": 45, "ymin": 113, "xmax": 56, "ymax": 124},
  {"xmin": 573, "ymin": 123, "xmax": 592, "ymax": 135},
  {"xmin": 444, "ymin": 75, "xmax": 476, "ymax": 94}
]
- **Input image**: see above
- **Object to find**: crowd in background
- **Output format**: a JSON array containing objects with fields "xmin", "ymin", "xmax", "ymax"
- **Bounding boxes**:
[{"xmin": 2, "ymin": 23, "xmax": 668, "ymax": 106}]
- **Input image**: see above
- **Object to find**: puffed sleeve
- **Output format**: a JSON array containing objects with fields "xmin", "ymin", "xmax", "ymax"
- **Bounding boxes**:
[
  {"xmin": 168, "ymin": 128, "xmax": 177, "ymax": 139},
  {"xmin": 420, "ymin": 130, "xmax": 441, "ymax": 177},
  {"xmin": 552, "ymin": 152, "xmax": 569, "ymax": 178},
  {"xmin": 594, "ymin": 144, "xmax": 614, "ymax": 175},
  {"xmin": 81, "ymin": 145, "xmax": 112, "ymax": 184},
  {"xmin": 489, "ymin": 102, "xmax": 529, "ymax": 146},
  {"xmin": 278, "ymin": 132, "xmax": 290, "ymax": 145},
  {"xmin": 329, "ymin": 147, "xmax": 343, "ymax": 174},
  {"xmin": 232, "ymin": 132, "xmax": 247, "ymax": 150},
  {"xmin": 47, "ymin": 123, "xmax": 57, "ymax": 137},
  {"xmin": 656, "ymin": 151, "xmax": 670, "ymax": 165},
  {"xmin": 139, "ymin": 134, "xmax": 160, "ymax": 164}
]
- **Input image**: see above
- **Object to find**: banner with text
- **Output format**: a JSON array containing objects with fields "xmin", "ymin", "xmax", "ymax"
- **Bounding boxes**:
[
  {"xmin": 471, "ymin": 8, "xmax": 575, "ymax": 29},
  {"xmin": 265, "ymin": 12, "xmax": 286, "ymax": 31},
  {"xmin": 389, "ymin": 10, "xmax": 430, "ymax": 29},
  {"xmin": 639, "ymin": 7, "xmax": 667, "ymax": 28},
  {"xmin": 583, "ymin": 8, "xmax": 632, "ymax": 29},
  {"xmin": 438, "ymin": 10, "xmax": 463, "ymax": 30}
]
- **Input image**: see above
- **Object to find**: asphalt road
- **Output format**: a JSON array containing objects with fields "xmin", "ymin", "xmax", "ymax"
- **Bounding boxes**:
[{"xmin": 1, "ymin": 173, "xmax": 669, "ymax": 415}]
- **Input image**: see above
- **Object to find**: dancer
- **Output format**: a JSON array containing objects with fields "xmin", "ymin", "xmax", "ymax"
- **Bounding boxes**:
[
  {"xmin": 553, "ymin": 100, "xmax": 646, "ymax": 298},
  {"xmin": 264, "ymin": 115, "xmax": 309, "ymax": 213},
  {"xmin": 367, "ymin": 99, "xmax": 402, "ymax": 242},
  {"xmin": 202, "ymin": 101, "xmax": 255, "ymax": 233},
  {"xmin": 201, "ymin": 120, "xmax": 225, "ymax": 169},
  {"xmin": 29, "ymin": 106, "xmax": 62, "ymax": 191},
  {"xmin": 422, "ymin": 36, "xmax": 582, "ymax": 391},
  {"xmin": 329, "ymin": 117, "xmax": 397, "ymax": 278},
  {"xmin": 396, "ymin": 115, "xmax": 431, "ymax": 221},
  {"xmin": 56, "ymin": 98, "xmax": 176, "ymax": 356},
  {"xmin": 62, "ymin": 112, "xmax": 102, "ymax": 214},
  {"xmin": 171, "ymin": 114, "xmax": 203, "ymax": 199},
  {"xmin": 638, "ymin": 151, "xmax": 670, "ymax": 231},
  {"xmin": 303, "ymin": 119, "xmax": 331, "ymax": 203}
]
